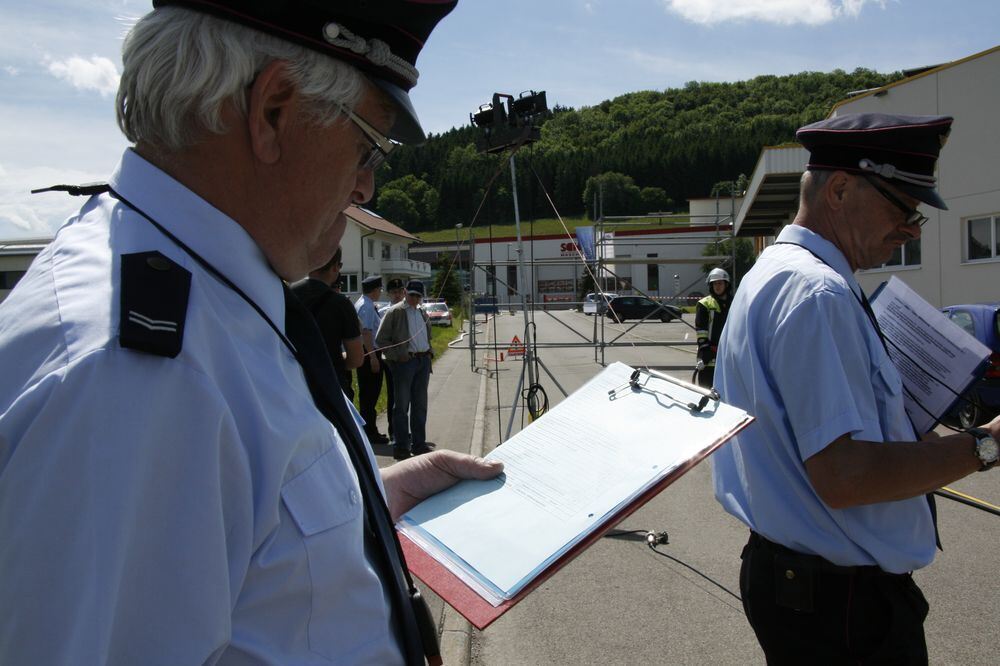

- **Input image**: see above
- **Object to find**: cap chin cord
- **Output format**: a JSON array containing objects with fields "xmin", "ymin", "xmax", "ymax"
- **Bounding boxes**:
[
  {"xmin": 322, "ymin": 22, "xmax": 419, "ymax": 86},
  {"xmin": 858, "ymin": 158, "xmax": 936, "ymax": 187}
]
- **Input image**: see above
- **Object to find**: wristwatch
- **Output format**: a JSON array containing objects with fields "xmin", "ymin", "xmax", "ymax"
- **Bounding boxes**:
[{"xmin": 967, "ymin": 427, "xmax": 999, "ymax": 471}]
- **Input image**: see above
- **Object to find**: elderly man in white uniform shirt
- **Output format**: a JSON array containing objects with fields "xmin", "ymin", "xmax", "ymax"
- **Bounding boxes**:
[
  {"xmin": 712, "ymin": 113, "xmax": 1000, "ymax": 664},
  {"xmin": 0, "ymin": 2, "xmax": 502, "ymax": 665}
]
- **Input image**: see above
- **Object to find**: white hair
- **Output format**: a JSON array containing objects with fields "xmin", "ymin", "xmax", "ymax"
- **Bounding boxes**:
[
  {"xmin": 800, "ymin": 169, "xmax": 833, "ymax": 204},
  {"xmin": 116, "ymin": 7, "xmax": 364, "ymax": 151}
]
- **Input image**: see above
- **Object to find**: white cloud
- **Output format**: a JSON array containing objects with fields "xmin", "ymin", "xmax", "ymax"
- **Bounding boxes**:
[
  {"xmin": 662, "ymin": 0, "xmax": 885, "ymax": 26},
  {"xmin": 0, "ymin": 100, "xmax": 127, "ymax": 240},
  {"xmin": 0, "ymin": 163, "xmax": 106, "ymax": 239},
  {"xmin": 46, "ymin": 54, "xmax": 120, "ymax": 97},
  {"xmin": 607, "ymin": 47, "xmax": 731, "ymax": 80},
  {"xmin": 3, "ymin": 65, "xmax": 18, "ymax": 76}
]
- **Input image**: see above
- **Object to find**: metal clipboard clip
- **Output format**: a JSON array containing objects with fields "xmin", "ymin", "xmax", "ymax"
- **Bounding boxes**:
[{"xmin": 607, "ymin": 368, "xmax": 720, "ymax": 413}]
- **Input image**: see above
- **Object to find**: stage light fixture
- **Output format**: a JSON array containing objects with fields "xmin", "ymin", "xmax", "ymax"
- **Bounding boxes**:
[{"xmin": 469, "ymin": 89, "xmax": 548, "ymax": 153}]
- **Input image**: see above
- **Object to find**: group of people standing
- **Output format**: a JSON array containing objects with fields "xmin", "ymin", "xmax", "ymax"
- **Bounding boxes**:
[
  {"xmin": 3, "ymin": 0, "xmax": 999, "ymax": 661},
  {"xmin": 293, "ymin": 268, "xmax": 435, "ymax": 462}
]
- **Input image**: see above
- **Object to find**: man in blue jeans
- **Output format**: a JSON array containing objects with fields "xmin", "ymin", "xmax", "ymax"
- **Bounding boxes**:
[{"xmin": 377, "ymin": 281, "xmax": 435, "ymax": 460}]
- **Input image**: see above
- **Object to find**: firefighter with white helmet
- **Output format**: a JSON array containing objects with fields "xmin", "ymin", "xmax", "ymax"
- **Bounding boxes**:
[{"xmin": 694, "ymin": 267, "xmax": 732, "ymax": 387}]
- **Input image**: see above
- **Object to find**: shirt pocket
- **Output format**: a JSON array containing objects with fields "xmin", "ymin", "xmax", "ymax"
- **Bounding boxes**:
[
  {"xmin": 282, "ymin": 446, "xmax": 390, "ymax": 661},
  {"xmin": 873, "ymin": 358, "xmax": 903, "ymax": 397},
  {"xmin": 871, "ymin": 354, "xmax": 909, "ymax": 440}
]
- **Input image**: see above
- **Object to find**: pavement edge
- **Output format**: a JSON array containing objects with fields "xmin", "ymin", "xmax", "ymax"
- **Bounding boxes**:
[{"xmin": 437, "ymin": 319, "xmax": 489, "ymax": 666}]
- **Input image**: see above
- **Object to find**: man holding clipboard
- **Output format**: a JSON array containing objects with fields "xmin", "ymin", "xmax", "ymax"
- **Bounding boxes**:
[{"xmin": 713, "ymin": 113, "xmax": 1000, "ymax": 663}]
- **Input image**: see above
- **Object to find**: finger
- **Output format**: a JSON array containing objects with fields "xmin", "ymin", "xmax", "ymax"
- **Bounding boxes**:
[{"xmin": 428, "ymin": 450, "xmax": 504, "ymax": 480}]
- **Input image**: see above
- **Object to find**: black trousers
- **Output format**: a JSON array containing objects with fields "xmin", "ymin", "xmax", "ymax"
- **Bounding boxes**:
[
  {"xmin": 336, "ymin": 366, "xmax": 354, "ymax": 402},
  {"xmin": 356, "ymin": 354, "xmax": 384, "ymax": 436},
  {"xmin": 740, "ymin": 532, "xmax": 929, "ymax": 665},
  {"xmin": 695, "ymin": 364, "xmax": 715, "ymax": 389}
]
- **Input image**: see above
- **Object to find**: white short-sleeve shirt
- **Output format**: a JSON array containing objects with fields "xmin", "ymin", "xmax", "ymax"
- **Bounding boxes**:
[
  {"xmin": 712, "ymin": 224, "xmax": 936, "ymax": 574},
  {"xmin": 0, "ymin": 149, "xmax": 403, "ymax": 664}
]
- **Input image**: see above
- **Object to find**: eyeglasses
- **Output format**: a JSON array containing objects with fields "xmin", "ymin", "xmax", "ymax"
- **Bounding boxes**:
[
  {"xmin": 863, "ymin": 175, "xmax": 928, "ymax": 227},
  {"xmin": 338, "ymin": 104, "xmax": 396, "ymax": 171}
]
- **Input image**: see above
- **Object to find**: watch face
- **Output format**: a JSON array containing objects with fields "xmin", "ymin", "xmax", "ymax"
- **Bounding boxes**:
[{"xmin": 981, "ymin": 438, "xmax": 1000, "ymax": 463}]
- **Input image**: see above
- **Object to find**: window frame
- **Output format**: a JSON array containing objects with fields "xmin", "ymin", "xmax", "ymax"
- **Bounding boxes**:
[{"xmin": 963, "ymin": 213, "xmax": 1000, "ymax": 263}]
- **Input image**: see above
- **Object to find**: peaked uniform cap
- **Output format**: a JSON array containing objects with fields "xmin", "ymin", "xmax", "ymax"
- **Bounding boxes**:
[
  {"xmin": 796, "ymin": 113, "xmax": 953, "ymax": 209},
  {"xmin": 151, "ymin": 0, "xmax": 459, "ymax": 144},
  {"xmin": 361, "ymin": 275, "xmax": 383, "ymax": 291}
]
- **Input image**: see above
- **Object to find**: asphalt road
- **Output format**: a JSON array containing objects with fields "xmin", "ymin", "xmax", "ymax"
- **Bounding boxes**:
[{"xmin": 459, "ymin": 310, "xmax": 1000, "ymax": 666}]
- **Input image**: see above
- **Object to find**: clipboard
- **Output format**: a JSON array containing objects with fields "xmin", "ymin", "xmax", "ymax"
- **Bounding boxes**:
[{"xmin": 397, "ymin": 362, "xmax": 754, "ymax": 630}]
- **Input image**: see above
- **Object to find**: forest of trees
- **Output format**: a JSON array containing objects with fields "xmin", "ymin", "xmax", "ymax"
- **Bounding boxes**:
[{"xmin": 372, "ymin": 68, "xmax": 901, "ymax": 233}]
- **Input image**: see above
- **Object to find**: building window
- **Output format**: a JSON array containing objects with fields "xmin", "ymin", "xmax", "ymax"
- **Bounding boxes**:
[
  {"xmin": 1, "ymin": 270, "xmax": 26, "ymax": 290},
  {"xmin": 367, "ymin": 239, "xmax": 375, "ymax": 259},
  {"xmin": 341, "ymin": 273, "xmax": 358, "ymax": 293},
  {"xmin": 882, "ymin": 238, "xmax": 921, "ymax": 268},
  {"xmin": 381, "ymin": 243, "xmax": 391, "ymax": 260},
  {"xmin": 646, "ymin": 254, "xmax": 659, "ymax": 293},
  {"xmin": 965, "ymin": 214, "xmax": 1000, "ymax": 261},
  {"xmin": 506, "ymin": 265, "xmax": 518, "ymax": 296}
]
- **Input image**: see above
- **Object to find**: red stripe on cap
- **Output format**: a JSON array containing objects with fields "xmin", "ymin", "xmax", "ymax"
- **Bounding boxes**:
[
  {"xmin": 834, "ymin": 142, "xmax": 941, "ymax": 159},
  {"xmin": 390, "ymin": 24, "xmax": 425, "ymax": 47}
]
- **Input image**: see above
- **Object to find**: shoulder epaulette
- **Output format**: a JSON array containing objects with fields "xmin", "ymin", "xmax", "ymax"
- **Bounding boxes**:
[
  {"xmin": 119, "ymin": 251, "xmax": 191, "ymax": 358},
  {"xmin": 31, "ymin": 182, "xmax": 110, "ymax": 197}
]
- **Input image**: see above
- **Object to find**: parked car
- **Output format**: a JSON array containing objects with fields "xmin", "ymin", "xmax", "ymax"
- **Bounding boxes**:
[
  {"xmin": 607, "ymin": 296, "xmax": 683, "ymax": 323},
  {"xmin": 423, "ymin": 302, "xmax": 453, "ymax": 327},
  {"xmin": 582, "ymin": 292, "xmax": 618, "ymax": 315},
  {"xmin": 940, "ymin": 302, "xmax": 1000, "ymax": 428}
]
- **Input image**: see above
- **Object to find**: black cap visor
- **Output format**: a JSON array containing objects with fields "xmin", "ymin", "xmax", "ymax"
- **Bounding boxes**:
[{"xmin": 371, "ymin": 77, "xmax": 425, "ymax": 146}]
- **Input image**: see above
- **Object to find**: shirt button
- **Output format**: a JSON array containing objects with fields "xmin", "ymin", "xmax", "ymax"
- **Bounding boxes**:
[{"xmin": 349, "ymin": 490, "xmax": 359, "ymax": 504}]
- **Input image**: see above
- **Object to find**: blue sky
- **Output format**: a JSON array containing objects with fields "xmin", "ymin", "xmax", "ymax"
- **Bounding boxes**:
[{"xmin": 2, "ymin": 0, "xmax": 998, "ymax": 239}]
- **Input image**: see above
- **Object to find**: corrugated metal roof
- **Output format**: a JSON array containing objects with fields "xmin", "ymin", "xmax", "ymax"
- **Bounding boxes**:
[
  {"xmin": 830, "ymin": 44, "xmax": 1000, "ymax": 113},
  {"xmin": 0, "ymin": 238, "xmax": 51, "ymax": 256},
  {"xmin": 735, "ymin": 144, "xmax": 808, "ymax": 237}
]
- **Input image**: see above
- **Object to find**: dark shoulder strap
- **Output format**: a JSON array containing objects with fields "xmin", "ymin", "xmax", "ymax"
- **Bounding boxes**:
[{"xmin": 119, "ymin": 251, "xmax": 191, "ymax": 358}]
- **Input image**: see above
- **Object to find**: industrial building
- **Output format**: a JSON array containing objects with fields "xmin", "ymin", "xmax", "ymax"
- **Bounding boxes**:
[{"xmin": 737, "ymin": 44, "xmax": 1000, "ymax": 306}]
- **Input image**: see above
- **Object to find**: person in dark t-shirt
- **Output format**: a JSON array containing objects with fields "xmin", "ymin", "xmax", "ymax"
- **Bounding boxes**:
[{"xmin": 291, "ymin": 247, "xmax": 363, "ymax": 399}]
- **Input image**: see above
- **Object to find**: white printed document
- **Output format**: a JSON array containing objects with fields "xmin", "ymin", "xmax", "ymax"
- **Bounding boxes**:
[
  {"xmin": 869, "ymin": 276, "xmax": 991, "ymax": 434},
  {"xmin": 398, "ymin": 362, "xmax": 753, "ymax": 611}
]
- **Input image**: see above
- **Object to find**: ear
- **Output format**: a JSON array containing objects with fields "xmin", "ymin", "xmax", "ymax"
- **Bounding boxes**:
[
  {"xmin": 246, "ymin": 61, "xmax": 299, "ymax": 165},
  {"xmin": 823, "ymin": 171, "xmax": 852, "ymax": 212}
]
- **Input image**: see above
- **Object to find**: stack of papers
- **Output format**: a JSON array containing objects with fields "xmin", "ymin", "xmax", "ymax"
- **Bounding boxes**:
[
  {"xmin": 870, "ymin": 277, "xmax": 991, "ymax": 434},
  {"xmin": 398, "ymin": 362, "xmax": 753, "ymax": 628}
]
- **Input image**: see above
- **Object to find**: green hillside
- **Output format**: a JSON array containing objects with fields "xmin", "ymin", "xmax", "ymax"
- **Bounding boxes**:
[{"xmin": 376, "ymin": 68, "xmax": 900, "ymax": 234}]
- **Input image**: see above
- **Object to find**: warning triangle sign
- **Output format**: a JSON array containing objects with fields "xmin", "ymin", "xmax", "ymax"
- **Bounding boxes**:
[{"xmin": 507, "ymin": 335, "xmax": 526, "ymax": 356}]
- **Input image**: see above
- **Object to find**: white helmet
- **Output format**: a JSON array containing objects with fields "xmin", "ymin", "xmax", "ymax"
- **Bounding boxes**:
[{"xmin": 707, "ymin": 267, "xmax": 730, "ymax": 285}]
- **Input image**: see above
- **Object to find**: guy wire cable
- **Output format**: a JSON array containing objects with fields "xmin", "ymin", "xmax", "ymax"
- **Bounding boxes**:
[
  {"xmin": 372, "ymin": 142, "xmax": 514, "ymax": 362},
  {"xmin": 423, "ymin": 133, "xmax": 533, "ymax": 444}
]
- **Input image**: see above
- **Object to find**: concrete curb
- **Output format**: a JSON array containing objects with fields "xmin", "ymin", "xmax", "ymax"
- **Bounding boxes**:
[{"xmin": 437, "ymin": 319, "xmax": 490, "ymax": 666}]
